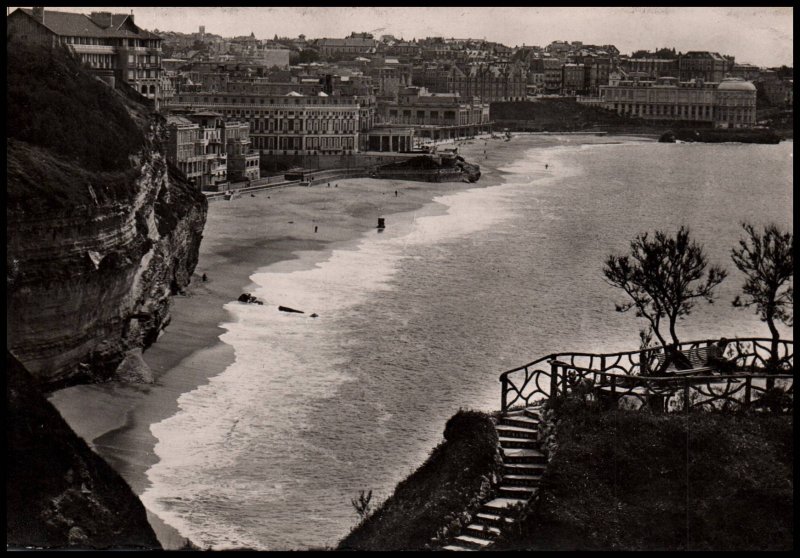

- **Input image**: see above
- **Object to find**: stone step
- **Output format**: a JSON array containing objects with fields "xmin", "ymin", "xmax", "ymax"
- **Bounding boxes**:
[
  {"xmin": 454, "ymin": 534, "xmax": 493, "ymax": 549},
  {"xmin": 502, "ymin": 473, "xmax": 541, "ymax": 487},
  {"xmin": 442, "ymin": 544, "xmax": 475, "ymax": 551},
  {"xmin": 501, "ymin": 447, "xmax": 547, "ymax": 464},
  {"xmin": 481, "ymin": 497, "xmax": 528, "ymax": 516},
  {"xmin": 505, "ymin": 407, "xmax": 543, "ymax": 420},
  {"xmin": 475, "ymin": 512, "xmax": 516, "ymax": 527},
  {"xmin": 498, "ymin": 437, "xmax": 540, "ymax": 449},
  {"xmin": 498, "ymin": 485, "xmax": 538, "ymax": 499},
  {"xmin": 466, "ymin": 523, "xmax": 501, "ymax": 540},
  {"xmin": 499, "ymin": 415, "xmax": 540, "ymax": 429},
  {"xmin": 523, "ymin": 407, "xmax": 543, "ymax": 420},
  {"xmin": 503, "ymin": 463, "xmax": 546, "ymax": 476},
  {"xmin": 496, "ymin": 425, "xmax": 538, "ymax": 439}
]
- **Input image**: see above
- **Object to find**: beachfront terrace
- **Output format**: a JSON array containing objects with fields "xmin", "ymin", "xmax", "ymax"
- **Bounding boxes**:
[{"xmin": 500, "ymin": 338, "xmax": 794, "ymax": 414}]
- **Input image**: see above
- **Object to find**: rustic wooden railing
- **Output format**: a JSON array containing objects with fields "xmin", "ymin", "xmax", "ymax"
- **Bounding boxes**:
[{"xmin": 499, "ymin": 338, "xmax": 793, "ymax": 413}]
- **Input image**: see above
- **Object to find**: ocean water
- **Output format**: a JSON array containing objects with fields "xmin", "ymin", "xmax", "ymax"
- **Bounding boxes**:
[{"xmin": 141, "ymin": 137, "xmax": 793, "ymax": 550}]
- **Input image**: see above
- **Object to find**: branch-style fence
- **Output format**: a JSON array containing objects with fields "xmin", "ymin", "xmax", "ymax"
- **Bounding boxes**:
[{"xmin": 499, "ymin": 338, "xmax": 793, "ymax": 413}]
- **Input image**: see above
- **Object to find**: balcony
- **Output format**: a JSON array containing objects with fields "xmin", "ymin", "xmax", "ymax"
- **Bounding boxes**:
[{"xmin": 71, "ymin": 44, "xmax": 116, "ymax": 55}]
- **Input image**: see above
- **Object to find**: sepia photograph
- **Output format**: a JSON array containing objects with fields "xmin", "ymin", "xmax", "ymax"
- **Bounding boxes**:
[{"xmin": 6, "ymin": 5, "xmax": 793, "ymax": 551}]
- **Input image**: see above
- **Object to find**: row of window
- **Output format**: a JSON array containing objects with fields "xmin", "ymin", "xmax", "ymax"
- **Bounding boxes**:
[
  {"xmin": 179, "ymin": 96, "xmax": 361, "ymax": 107},
  {"xmin": 61, "ymin": 36, "xmax": 160, "ymax": 48},
  {"xmin": 251, "ymin": 136, "xmax": 356, "ymax": 150},
  {"xmin": 129, "ymin": 69, "xmax": 158, "ymax": 79},
  {"xmin": 612, "ymin": 102, "xmax": 737, "ymax": 119},
  {"xmin": 128, "ymin": 54, "xmax": 159, "ymax": 64},
  {"xmin": 81, "ymin": 53, "xmax": 114, "ymax": 69},
  {"xmin": 250, "ymin": 118, "xmax": 358, "ymax": 132}
]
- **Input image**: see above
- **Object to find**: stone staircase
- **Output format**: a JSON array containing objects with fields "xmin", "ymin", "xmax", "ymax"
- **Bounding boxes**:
[{"xmin": 441, "ymin": 407, "xmax": 545, "ymax": 551}]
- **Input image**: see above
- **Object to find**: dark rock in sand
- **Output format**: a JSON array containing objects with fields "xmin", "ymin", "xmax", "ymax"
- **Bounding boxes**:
[
  {"xmin": 278, "ymin": 305, "xmax": 304, "ymax": 314},
  {"xmin": 238, "ymin": 293, "xmax": 263, "ymax": 305}
]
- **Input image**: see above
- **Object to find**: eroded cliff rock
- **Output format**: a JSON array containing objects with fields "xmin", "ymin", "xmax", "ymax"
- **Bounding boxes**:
[
  {"xmin": 7, "ymin": 352, "xmax": 162, "ymax": 549},
  {"xmin": 6, "ymin": 41, "xmax": 207, "ymax": 390}
]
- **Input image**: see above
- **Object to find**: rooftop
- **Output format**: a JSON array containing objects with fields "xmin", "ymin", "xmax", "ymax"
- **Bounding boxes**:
[{"xmin": 16, "ymin": 8, "xmax": 160, "ymax": 40}]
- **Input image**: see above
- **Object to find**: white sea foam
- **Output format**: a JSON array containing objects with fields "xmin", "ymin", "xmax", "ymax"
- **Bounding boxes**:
[{"xmin": 142, "ymin": 178, "xmax": 522, "ymax": 549}]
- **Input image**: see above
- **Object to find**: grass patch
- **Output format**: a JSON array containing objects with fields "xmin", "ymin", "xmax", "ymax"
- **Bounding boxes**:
[
  {"xmin": 496, "ymin": 401, "xmax": 793, "ymax": 551},
  {"xmin": 7, "ymin": 39, "xmax": 145, "ymax": 173},
  {"xmin": 6, "ymin": 139, "xmax": 140, "ymax": 215},
  {"xmin": 337, "ymin": 410, "xmax": 500, "ymax": 551}
]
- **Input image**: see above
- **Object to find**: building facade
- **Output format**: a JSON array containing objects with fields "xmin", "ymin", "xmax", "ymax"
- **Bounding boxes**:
[
  {"xmin": 169, "ymin": 91, "xmax": 376, "ymax": 154},
  {"xmin": 378, "ymin": 87, "xmax": 492, "ymax": 142},
  {"xmin": 165, "ymin": 111, "xmax": 260, "ymax": 190},
  {"xmin": 561, "ymin": 63, "xmax": 585, "ymax": 95},
  {"xmin": 622, "ymin": 58, "xmax": 679, "ymax": 79},
  {"xmin": 8, "ymin": 7, "xmax": 163, "ymax": 104},
  {"xmin": 542, "ymin": 58, "xmax": 563, "ymax": 94},
  {"xmin": 599, "ymin": 76, "xmax": 756, "ymax": 128},
  {"xmin": 166, "ymin": 114, "xmax": 228, "ymax": 190},
  {"xmin": 678, "ymin": 51, "xmax": 728, "ymax": 83}
]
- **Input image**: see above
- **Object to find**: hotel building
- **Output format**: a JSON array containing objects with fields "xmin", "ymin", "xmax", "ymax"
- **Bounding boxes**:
[
  {"xmin": 8, "ymin": 7, "xmax": 163, "ymax": 104},
  {"xmin": 599, "ymin": 77, "xmax": 756, "ymax": 128},
  {"xmin": 169, "ymin": 90, "xmax": 376, "ymax": 154}
]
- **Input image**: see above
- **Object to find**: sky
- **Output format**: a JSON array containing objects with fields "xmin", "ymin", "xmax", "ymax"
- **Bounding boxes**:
[{"xmin": 15, "ymin": 6, "xmax": 794, "ymax": 67}]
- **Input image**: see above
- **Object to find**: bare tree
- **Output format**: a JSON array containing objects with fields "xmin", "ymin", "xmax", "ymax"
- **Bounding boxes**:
[
  {"xmin": 731, "ymin": 223, "xmax": 794, "ymax": 370},
  {"xmin": 603, "ymin": 226, "xmax": 728, "ymax": 350},
  {"xmin": 351, "ymin": 489, "xmax": 373, "ymax": 522}
]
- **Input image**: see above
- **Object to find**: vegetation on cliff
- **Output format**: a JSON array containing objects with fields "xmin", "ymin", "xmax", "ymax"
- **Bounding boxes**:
[
  {"xmin": 338, "ymin": 410, "xmax": 500, "ymax": 551},
  {"xmin": 345, "ymin": 398, "xmax": 792, "ymax": 551},
  {"xmin": 7, "ymin": 40, "xmax": 145, "ymax": 173},
  {"xmin": 491, "ymin": 99, "xmax": 637, "ymax": 132},
  {"xmin": 493, "ymin": 398, "xmax": 793, "ymax": 551},
  {"xmin": 7, "ymin": 352, "xmax": 161, "ymax": 549}
]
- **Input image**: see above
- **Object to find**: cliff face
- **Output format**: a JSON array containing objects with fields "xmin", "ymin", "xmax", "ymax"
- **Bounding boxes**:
[
  {"xmin": 6, "ymin": 41, "xmax": 207, "ymax": 390},
  {"xmin": 7, "ymin": 352, "xmax": 162, "ymax": 549}
]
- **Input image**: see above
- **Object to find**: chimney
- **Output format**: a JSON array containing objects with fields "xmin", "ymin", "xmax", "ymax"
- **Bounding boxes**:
[{"xmin": 32, "ymin": 6, "xmax": 44, "ymax": 23}]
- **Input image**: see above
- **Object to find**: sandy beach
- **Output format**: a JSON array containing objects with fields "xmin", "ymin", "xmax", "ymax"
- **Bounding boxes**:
[{"xmin": 48, "ymin": 133, "xmax": 547, "ymax": 548}]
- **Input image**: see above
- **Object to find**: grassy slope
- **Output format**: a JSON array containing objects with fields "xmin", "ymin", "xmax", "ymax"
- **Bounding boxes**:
[
  {"xmin": 7, "ymin": 40, "xmax": 145, "ymax": 173},
  {"xmin": 496, "ymin": 401, "xmax": 793, "ymax": 551},
  {"xmin": 337, "ymin": 410, "xmax": 500, "ymax": 551},
  {"xmin": 6, "ymin": 40, "xmax": 148, "ymax": 215}
]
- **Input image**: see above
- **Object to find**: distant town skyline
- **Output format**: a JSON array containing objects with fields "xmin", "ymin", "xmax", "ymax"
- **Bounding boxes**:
[{"xmin": 12, "ymin": 6, "xmax": 793, "ymax": 68}]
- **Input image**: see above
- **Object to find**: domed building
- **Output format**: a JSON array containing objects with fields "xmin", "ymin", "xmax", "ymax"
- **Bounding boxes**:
[
  {"xmin": 599, "ymin": 75, "xmax": 758, "ymax": 129},
  {"xmin": 714, "ymin": 78, "xmax": 757, "ymax": 128}
]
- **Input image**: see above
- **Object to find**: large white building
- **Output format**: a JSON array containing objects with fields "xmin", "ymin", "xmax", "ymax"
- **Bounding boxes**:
[
  {"xmin": 169, "ymin": 90, "xmax": 376, "ymax": 154},
  {"xmin": 599, "ymin": 77, "xmax": 757, "ymax": 128}
]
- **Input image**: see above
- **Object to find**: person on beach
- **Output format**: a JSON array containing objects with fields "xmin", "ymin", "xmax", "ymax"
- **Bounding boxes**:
[
  {"xmin": 545, "ymin": 164, "xmax": 549, "ymax": 169},
  {"xmin": 314, "ymin": 226, "xmax": 318, "ymax": 233},
  {"xmin": 395, "ymin": 190, "xmax": 398, "ymax": 197},
  {"xmin": 202, "ymin": 273, "xmax": 208, "ymax": 282}
]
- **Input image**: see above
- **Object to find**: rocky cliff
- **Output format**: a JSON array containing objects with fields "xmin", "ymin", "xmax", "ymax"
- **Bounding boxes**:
[
  {"xmin": 7, "ymin": 352, "xmax": 162, "ymax": 549},
  {"xmin": 6, "ymin": 41, "xmax": 207, "ymax": 390}
]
